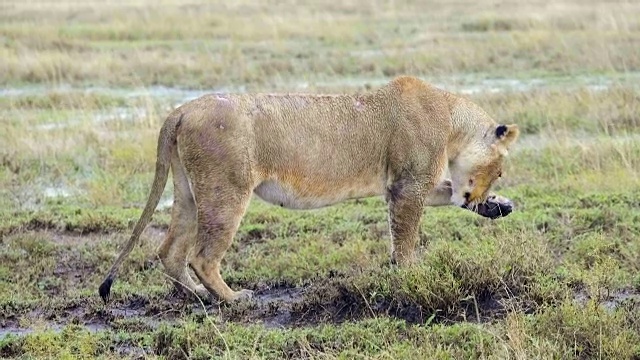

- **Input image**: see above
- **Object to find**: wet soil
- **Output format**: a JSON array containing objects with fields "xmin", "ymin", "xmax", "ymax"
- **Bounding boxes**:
[
  {"xmin": 0, "ymin": 252, "xmax": 537, "ymax": 341},
  {"xmin": 2, "ymin": 279, "xmax": 638, "ymax": 342},
  {"xmin": 0, "ymin": 283, "xmax": 309, "ymax": 338},
  {"xmin": 2, "ymin": 228, "xmax": 639, "ymax": 339}
]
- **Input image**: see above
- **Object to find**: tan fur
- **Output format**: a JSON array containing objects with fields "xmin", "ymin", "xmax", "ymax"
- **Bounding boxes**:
[{"xmin": 98, "ymin": 76, "xmax": 519, "ymax": 303}]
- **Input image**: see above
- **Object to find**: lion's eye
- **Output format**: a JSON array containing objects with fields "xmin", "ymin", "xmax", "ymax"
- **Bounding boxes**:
[
  {"xmin": 468, "ymin": 179, "xmax": 474, "ymax": 186},
  {"xmin": 498, "ymin": 172, "xmax": 502, "ymax": 178}
]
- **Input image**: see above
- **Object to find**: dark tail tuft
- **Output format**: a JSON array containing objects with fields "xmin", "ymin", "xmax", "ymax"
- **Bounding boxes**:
[{"xmin": 99, "ymin": 276, "xmax": 114, "ymax": 303}]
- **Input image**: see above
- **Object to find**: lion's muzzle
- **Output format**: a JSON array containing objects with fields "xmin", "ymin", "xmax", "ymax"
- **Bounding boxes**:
[{"xmin": 462, "ymin": 195, "xmax": 514, "ymax": 220}]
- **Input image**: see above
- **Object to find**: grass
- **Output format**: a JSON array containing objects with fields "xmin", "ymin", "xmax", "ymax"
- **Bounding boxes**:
[
  {"xmin": 1, "ymin": 0, "xmax": 640, "ymax": 359},
  {"xmin": 2, "ymin": 1, "xmax": 640, "ymax": 87}
]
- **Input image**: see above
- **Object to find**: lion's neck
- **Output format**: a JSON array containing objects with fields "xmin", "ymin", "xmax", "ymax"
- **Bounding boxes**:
[{"xmin": 445, "ymin": 96, "xmax": 495, "ymax": 162}]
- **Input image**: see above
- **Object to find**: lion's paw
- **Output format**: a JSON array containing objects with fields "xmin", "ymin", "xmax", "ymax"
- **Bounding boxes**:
[
  {"xmin": 193, "ymin": 284, "xmax": 209, "ymax": 298},
  {"xmin": 232, "ymin": 289, "xmax": 254, "ymax": 301}
]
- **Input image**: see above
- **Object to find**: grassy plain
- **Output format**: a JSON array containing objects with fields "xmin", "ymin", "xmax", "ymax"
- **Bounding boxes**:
[{"xmin": 1, "ymin": 0, "xmax": 640, "ymax": 358}]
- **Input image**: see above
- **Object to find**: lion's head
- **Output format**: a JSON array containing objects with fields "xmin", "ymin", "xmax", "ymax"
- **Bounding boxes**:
[{"xmin": 449, "ymin": 124, "xmax": 519, "ymax": 208}]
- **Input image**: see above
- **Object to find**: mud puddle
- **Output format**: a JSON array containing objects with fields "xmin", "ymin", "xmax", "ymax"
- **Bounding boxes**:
[
  {"xmin": 0, "ymin": 284, "xmax": 308, "ymax": 338},
  {"xmin": 1, "ymin": 275, "xmax": 506, "ymax": 338},
  {"xmin": 3, "ymin": 228, "xmax": 638, "ymax": 339},
  {"xmin": 574, "ymin": 288, "xmax": 640, "ymax": 311},
  {"xmin": 4, "ymin": 274, "xmax": 637, "ymax": 339}
]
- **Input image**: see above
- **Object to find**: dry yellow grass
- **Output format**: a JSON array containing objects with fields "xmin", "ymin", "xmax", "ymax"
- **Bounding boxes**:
[{"xmin": 1, "ymin": 0, "xmax": 640, "ymax": 87}]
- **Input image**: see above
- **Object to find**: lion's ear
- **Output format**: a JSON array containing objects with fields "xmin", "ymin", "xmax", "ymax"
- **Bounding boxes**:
[
  {"xmin": 495, "ymin": 124, "xmax": 519, "ymax": 143},
  {"xmin": 491, "ymin": 124, "xmax": 519, "ymax": 156}
]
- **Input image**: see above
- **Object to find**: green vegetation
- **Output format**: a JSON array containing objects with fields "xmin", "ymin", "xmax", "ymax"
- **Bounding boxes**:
[{"xmin": 1, "ymin": 0, "xmax": 639, "ymax": 359}]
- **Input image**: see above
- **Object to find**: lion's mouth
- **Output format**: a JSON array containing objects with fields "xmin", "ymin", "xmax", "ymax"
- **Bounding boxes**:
[{"xmin": 461, "ymin": 196, "xmax": 514, "ymax": 219}]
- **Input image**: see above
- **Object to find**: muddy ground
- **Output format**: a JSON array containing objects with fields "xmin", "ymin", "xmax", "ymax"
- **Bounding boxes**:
[
  {"xmin": 0, "ymin": 229, "xmax": 491, "ymax": 332},
  {"xmin": 2, "ymin": 226, "xmax": 638, "ymax": 341}
]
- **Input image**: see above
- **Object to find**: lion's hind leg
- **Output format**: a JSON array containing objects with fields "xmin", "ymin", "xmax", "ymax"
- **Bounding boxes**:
[
  {"xmin": 182, "ymin": 168, "xmax": 253, "ymax": 302},
  {"xmin": 189, "ymin": 179, "xmax": 254, "ymax": 302},
  {"xmin": 158, "ymin": 151, "xmax": 204, "ymax": 298}
]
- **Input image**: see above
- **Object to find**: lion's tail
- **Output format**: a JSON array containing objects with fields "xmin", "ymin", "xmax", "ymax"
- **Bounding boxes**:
[{"xmin": 98, "ymin": 112, "xmax": 183, "ymax": 303}]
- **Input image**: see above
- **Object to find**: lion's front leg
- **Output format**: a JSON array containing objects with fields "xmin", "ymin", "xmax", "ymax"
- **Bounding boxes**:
[{"xmin": 386, "ymin": 179, "xmax": 430, "ymax": 266}]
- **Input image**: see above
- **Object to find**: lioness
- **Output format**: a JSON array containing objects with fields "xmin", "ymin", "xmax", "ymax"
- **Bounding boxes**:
[{"xmin": 99, "ymin": 76, "xmax": 519, "ymax": 303}]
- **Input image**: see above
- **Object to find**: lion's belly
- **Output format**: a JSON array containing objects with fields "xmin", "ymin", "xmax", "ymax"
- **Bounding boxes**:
[{"xmin": 253, "ymin": 176, "xmax": 386, "ymax": 210}]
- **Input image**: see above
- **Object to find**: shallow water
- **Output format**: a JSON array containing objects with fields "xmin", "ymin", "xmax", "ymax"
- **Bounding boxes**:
[
  {"xmin": 43, "ymin": 186, "xmax": 73, "ymax": 198},
  {"xmin": 574, "ymin": 289, "xmax": 640, "ymax": 312},
  {"xmin": 12, "ymin": 72, "xmax": 640, "ymax": 137},
  {"xmin": 5, "ymin": 72, "xmax": 639, "ymax": 213},
  {"xmin": 3, "ymin": 72, "xmax": 640, "ymax": 107},
  {"xmin": 32, "ymin": 106, "xmax": 149, "ymax": 132},
  {"xmin": 298, "ymin": 72, "xmax": 640, "ymax": 95},
  {"xmin": 0, "ymin": 322, "xmax": 106, "ymax": 339}
]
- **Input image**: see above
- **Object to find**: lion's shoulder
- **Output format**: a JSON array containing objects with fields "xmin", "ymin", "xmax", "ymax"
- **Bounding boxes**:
[
  {"xmin": 388, "ymin": 76, "xmax": 443, "ymax": 99},
  {"xmin": 389, "ymin": 75, "xmax": 426, "ymax": 90}
]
